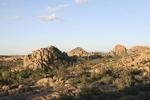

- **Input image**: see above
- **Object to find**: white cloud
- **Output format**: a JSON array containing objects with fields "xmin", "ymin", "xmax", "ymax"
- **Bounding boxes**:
[
  {"xmin": 37, "ymin": 14, "xmax": 58, "ymax": 21},
  {"xmin": 37, "ymin": 4, "xmax": 70, "ymax": 22},
  {"xmin": 75, "ymin": 0, "xmax": 88, "ymax": 5}
]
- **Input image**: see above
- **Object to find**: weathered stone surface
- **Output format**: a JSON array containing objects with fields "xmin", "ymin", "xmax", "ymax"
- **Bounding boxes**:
[
  {"xmin": 67, "ymin": 47, "xmax": 89, "ymax": 57},
  {"xmin": 36, "ymin": 78, "xmax": 55, "ymax": 87},
  {"xmin": 2, "ymin": 85, "xmax": 10, "ymax": 91},
  {"xmin": 22, "ymin": 45, "xmax": 69, "ymax": 71},
  {"xmin": 112, "ymin": 44, "xmax": 127, "ymax": 55},
  {"xmin": 119, "ymin": 46, "xmax": 150, "ymax": 67}
]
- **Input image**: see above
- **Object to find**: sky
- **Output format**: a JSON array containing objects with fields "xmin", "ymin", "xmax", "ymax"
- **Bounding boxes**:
[{"xmin": 0, "ymin": 0, "xmax": 150, "ymax": 55}]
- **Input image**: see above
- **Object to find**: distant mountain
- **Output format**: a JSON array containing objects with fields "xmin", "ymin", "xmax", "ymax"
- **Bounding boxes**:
[{"xmin": 67, "ymin": 47, "xmax": 90, "ymax": 57}]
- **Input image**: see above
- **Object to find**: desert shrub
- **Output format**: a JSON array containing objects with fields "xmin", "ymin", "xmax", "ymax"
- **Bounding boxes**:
[
  {"xmin": 85, "ymin": 58, "xmax": 101, "ymax": 66},
  {"xmin": 0, "ymin": 74, "xmax": 12, "ymax": 86},
  {"xmin": 19, "ymin": 70, "xmax": 31, "ymax": 79},
  {"xmin": 98, "ymin": 76, "xmax": 113, "ymax": 85},
  {"xmin": 1, "ymin": 70, "xmax": 11, "ymax": 79},
  {"xmin": 90, "ymin": 72, "xmax": 101, "ymax": 80},
  {"xmin": 55, "ymin": 66, "xmax": 68, "ymax": 80},
  {"xmin": 68, "ymin": 77, "xmax": 83, "ymax": 86},
  {"xmin": 130, "ymin": 69, "xmax": 142, "ymax": 75},
  {"xmin": 26, "ymin": 69, "xmax": 45, "ymax": 81},
  {"xmin": 113, "ymin": 75, "xmax": 132, "ymax": 90},
  {"xmin": 10, "ymin": 72, "xmax": 17, "ymax": 79},
  {"xmin": 0, "ymin": 78, "xmax": 8, "ymax": 86},
  {"xmin": 0, "ymin": 67, "xmax": 8, "ymax": 73}
]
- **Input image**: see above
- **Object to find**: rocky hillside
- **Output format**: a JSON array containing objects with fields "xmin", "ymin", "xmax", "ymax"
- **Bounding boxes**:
[
  {"xmin": 0, "ymin": 56, "xmax": 23, "ymax": 70},
  {"xmin": 0, "ymin": 44, "xmax": 150, "ymax": 100},
  {"xmin": 117, "ymin": 46, "xmax": 150, "ymax": 67}
]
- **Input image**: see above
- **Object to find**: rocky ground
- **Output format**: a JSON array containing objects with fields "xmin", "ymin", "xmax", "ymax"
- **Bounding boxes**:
[{"xmin": 0, "ymin": 44, "xmax": 150, "ymax": 100}]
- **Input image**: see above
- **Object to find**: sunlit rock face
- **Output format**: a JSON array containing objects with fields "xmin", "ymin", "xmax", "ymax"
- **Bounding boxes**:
[
  {"xmin": 125, "ymin": 46, "xmax": 150, "ymax": 66},
  {"xmin": 23, "ymin": 45, "xmax": 69, "ymax": 71},
  {"xmin": 112, "ymin": 44, "xmax": 127, "ymax": 55},
  {"xmin": 67, "ymin": 47, "xmax": 89, "ymax": 57}
]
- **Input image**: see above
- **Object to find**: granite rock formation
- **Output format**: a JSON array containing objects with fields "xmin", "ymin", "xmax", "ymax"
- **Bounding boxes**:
[
  {"xmin": 23, "ymin": 45, "xmax": 69, "ymax": 71},
  {"xmin": 67, "ymin": 47, "xmax": 89, "ymax": 57},
  {"xmin": 112, "ymin": 44, "xmax": 127, "ymax": 55}
]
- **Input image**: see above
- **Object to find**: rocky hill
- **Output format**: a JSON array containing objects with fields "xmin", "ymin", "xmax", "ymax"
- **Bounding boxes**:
[
  {"xmin": 119, "ymin": 46, "xmax": 150, "ymax": 67},
  {"xmin": 11, "ymin": 45, "xmax": 69, "ymax": 72},
  {"xmin": 67, "ymin": 47, "xmax": 90, "ymax": 57},
  {"xmin": 23, "ymin": 45, "xmax": 69, "ymax": 71},
  {"xmin": 67, "ymin": 47, "xmax": 103, "ymax": 60},
  {"xmin": 0, "ymin": 44, "xmax": 150, "ymax": 100}
]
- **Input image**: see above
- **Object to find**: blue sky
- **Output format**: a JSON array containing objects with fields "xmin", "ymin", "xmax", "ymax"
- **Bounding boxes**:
[{"xmin": 0, "ymin": 0, "xmax": 150, "ymax": 55}]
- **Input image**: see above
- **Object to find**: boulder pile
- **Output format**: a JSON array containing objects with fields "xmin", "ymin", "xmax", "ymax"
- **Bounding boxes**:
[{"xmin": 23, "ymin": 45, "xmax": 69, "ymax": 71}]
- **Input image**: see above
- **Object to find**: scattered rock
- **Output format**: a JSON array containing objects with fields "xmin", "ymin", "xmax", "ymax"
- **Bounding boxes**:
[
  {"xmin": 2, "ymin": 85, "xmax": 10, "ymax": 91},
  {"xmin": 18, "ymin": 84, "xmax": 24, "ymax": 89},
  {"xmin": 36, "ymin": 78, "xmax": 55, "ymax": 87},
  {"xmin": 1, "ymin": 44, "xmax": 150, "ymax": 100}
]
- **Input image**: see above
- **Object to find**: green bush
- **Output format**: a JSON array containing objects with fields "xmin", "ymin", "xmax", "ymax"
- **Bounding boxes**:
[
  {"xmin": 2, "ymin": 71, "xmax": 10, "ymax": 79},
  {"xmin": 113, "ymin": 75, "xmax": 132, "ymax": 90},
  {"xmin": 19, "ymin": 71, "xmax": 31, "ymax": 79}
]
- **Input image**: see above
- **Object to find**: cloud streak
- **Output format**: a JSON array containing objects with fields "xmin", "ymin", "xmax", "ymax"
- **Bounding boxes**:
[
  {"xmin": 37, "ymin": 0, "xmax": 89, "ymax": 22},
  {"xmin": 38, "ymin": 3, "xmax": 70, "ymax": 22},
  {"xmin": 47, "ymin": 4, "xmax": 70, "ymax": 13},
  {"xmin": 75, "ymin": 0, "xmax": 88, "ymax": 5},
  {"xmin": 37, "ymin": 14, "xmax": 58, "ymax": 21}
]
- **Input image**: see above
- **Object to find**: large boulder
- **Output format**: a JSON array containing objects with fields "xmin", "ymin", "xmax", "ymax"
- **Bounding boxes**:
[
  {"xmin": 23, "ymin": 45, "xmax": 69, "ymax": 71},
  {"xmin": 112, "ymin": 44, "xmax": 127, "ymax": 55},
  {"xmin": 2, "ymin": 85, "xmax": 10, "ymax": 91}
]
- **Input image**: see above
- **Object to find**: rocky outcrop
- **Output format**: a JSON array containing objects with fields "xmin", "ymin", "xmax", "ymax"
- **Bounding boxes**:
[
  {"xmin": 112, "ymin": 44, "xmax": 127, "ymax": 55},
  {"xmin": 67, "ymin": 47, "xmax": 89, "ymax": 57},
  {"xmin": 120, "ymin": 46, "xmax": 150, "ymax": 67},
  {"xmin": 0, "ymin": 56, "xmax": 23, "ymax": 62},
  {"xmin": 0, "ymin": 56, "xmax": 23, "ymax": 71},
  {"xmin": 23, "ymin": 45, "xmax": 69, "ymax": 71},
  {"xmin": 128, "ymin": 46, "xmax": 150, "ymax": 56},
  {"xmin": 67, "ymin": 47, "xmax": 103, "ymax": 60}
]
